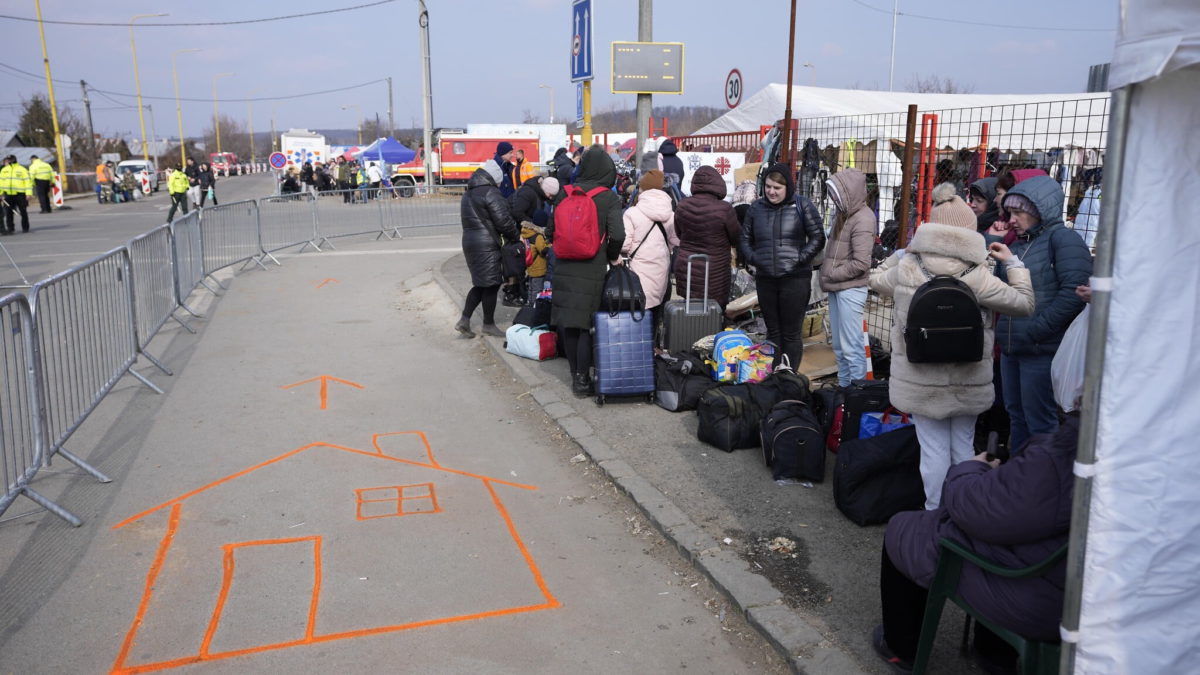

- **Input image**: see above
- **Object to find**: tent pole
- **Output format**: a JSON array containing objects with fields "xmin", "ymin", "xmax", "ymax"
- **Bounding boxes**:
[{"xmin": 1059, "ymin": 84, "xmax": 1133, "ymax": 674}]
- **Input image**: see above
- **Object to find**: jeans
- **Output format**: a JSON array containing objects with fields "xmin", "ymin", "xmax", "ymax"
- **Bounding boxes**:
[
  {"xmin": 828, "ymin": 286, "xmax": 868, "ymax": 386},
  {"xmin": 912, "ymin": 413, "xmax": 977, "ymax": 509},
  {"xmin": 756, "ymin": 272, "xmax": 812, "ymax": 369},
  {"xmin": 1000, "ymin": 352, "xmax": 1058, "ymax": 455}
]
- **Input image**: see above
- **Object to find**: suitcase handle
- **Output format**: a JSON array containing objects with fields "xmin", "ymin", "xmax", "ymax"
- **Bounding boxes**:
[{"xmin": 684, "ymin": 253, "xmax": 710, "ymax": 316}]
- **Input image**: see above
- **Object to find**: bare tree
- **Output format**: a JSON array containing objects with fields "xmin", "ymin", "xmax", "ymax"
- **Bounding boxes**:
[
  {"xmin": 521, "ymin": 108, "xmax": 544, "ymax": 124},
  {"xmin": 905, "ymin": 74, "xmax": 976, "ymax": 94},
  {"xmin": 17, "ymin": 93, "xmax": 92, "ymax": 168},
  {"xmin": 201, "ymin": 114, "xmax": 251, "ymax": 160}
]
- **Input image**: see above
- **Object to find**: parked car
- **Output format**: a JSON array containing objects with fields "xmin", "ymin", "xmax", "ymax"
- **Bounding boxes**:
[{"xmin": 117, "ymin": 159, "xmax": 160, "ymax": 192}]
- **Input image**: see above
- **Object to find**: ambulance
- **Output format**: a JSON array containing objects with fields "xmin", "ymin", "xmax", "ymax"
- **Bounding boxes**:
[{"xmin": 390, "ymin": 130, "xmax": 539, "ymax": 190}]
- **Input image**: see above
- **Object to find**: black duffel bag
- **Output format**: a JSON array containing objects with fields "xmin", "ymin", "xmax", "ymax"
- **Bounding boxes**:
[
  {"xmin": 601, "ymin": 264, "xmax": 646, "ymax": 317},
  {"xmin": 697, "ymin": 385, "xmax": 762, "ymax": 452},
  {"xmin": 833, "ymin": 425, "xmax": 924, "ymax": 526},
  {"xmin": 514, "ymin": 297, "xmax": 552, "ymax": 328},
  {"xmin": 655, "ymin": 351, "xmax": 717, "ymax": 412}
]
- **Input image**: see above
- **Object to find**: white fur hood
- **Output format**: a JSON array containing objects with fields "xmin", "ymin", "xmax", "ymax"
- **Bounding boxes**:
[{"xmin": 904, "ymin": 222, "xmax": 988, "ymax": 278}]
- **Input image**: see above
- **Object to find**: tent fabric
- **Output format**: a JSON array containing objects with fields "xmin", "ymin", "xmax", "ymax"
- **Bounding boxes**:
[
  {"xmin": 1108, "ymin": 0, "xmax": 1200, "ymax": 89},
  {"xmin": 1074, "ymin": 63, "xmax": 1200, "ymax": 674},
  {"xmin": 353, "ymin": 137, "xmax": 416, "ymax": 164}
]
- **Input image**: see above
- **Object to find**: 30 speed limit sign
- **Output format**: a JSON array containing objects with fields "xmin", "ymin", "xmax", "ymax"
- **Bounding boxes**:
[{"xmin": 725, "ymin": 69, "xmax": 743, "ymax": 109}]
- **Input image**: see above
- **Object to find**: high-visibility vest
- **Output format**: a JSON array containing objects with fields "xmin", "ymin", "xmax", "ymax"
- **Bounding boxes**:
[
  {"xmin": 28, "ymin": 158, "xmax": 54, "ymax": 182},
  {"xmin": 168, "ymin": 170, "xmax": 190, "ymax": 194},
  {"xmin": 0, "ymin": 163, "xmax": 33, "ymax": 196}
]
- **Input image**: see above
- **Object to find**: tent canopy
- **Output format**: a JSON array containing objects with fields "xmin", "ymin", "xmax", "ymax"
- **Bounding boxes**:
[{"xmin": 353, "ymin": 137, "xmax": 416, "ymax": 164}]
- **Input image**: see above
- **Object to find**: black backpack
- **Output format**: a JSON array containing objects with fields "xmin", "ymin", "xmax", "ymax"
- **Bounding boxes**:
[
  {"xmin": 903, "ymin": 255, "xmax": 984, "ymax": 363},
  {"xmin": 655, "ymin": 351, "xmax": 718, "ymax": 412},
  {"xmin": 761, "ymin": 400, "xmax": 825, "ymax": 482}
]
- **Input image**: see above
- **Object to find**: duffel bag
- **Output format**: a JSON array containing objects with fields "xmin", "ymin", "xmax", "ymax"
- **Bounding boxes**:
[
  {"xmin": 761, "ymin": 399, "xmax": 826, "ymax": 482},
  {"xmin": 505, "ymin": 324, "xmax": 557, "ymax": 361},
  {"xmin": 697, "ymin": 385, "xmax": 763, "ymax": 452},
  {"xmin": 833, "ymin": 425, "xmax": 924, "ymax": 526},
  {"xmin": 655, "ymin": 352, "xmax": 718, "ymax": 412},
  {"xmin": 514, "ymin": 297, "xmax": 552, "ymax": 327}
]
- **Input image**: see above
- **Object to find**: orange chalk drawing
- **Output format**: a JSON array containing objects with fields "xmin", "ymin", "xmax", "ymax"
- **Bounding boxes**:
[
  {"xmin": 280, "ymin": 375, "xmax": 364, "ymax": 410},
  {"xmin": 109, "ymin": 432, "xmax": 559, "ymax": 674},
  {"xmin": 315, "ymin": 278, "xmax": 339, "ymax": 288}
]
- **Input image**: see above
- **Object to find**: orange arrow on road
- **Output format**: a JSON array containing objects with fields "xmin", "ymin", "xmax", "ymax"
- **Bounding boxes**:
[
  {"xmin": 316, "ymin": 278, "xmax": 340, "ymax": 288},
  {"xmin": 280, "ymin": 375, "xmax": 364, "ymax": 410}
]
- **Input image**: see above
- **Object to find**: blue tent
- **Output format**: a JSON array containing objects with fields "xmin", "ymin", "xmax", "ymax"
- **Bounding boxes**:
[{"xmin": 354, "ymin": 137, "xmax": 416, "ymax": 164}]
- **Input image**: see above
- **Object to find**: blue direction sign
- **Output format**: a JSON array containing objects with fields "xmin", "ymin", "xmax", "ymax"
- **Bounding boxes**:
[
  {"xmin": 570, "ymin": 0, "xmax": 593, "ymax": 82},
  {"xmin": 576, "ymin": 83, "xmax": 584, "ymax": 124},
  {"xmin": 269, "ymin": 152, "xmax": 287, "ymax": 170}
]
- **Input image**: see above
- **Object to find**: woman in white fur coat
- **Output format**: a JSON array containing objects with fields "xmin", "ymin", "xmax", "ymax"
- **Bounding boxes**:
[
  {"xmin": 870, "ymin": 184, "xmax": 1035, "ymax": 509},
  {"xmin": 621, "ymin": 172, "xmax": 680, "ymax": 326}
]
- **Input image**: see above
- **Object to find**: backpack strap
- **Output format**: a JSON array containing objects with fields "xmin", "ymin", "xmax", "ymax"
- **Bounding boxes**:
[
  {"xmin": 628, "ymin": 221, "xmax": 669, "ymax": 261},
  {"xmin": 915, "ymin": 253, "xmax": 977, "ymax": 280}
]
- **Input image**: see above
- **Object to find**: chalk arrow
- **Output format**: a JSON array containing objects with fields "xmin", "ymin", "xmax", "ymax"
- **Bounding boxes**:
[
  {"xmin": 281, "ymin": 375, "xmax": 364, "ymax": 410},
  {"xmin": 316, "ymin": 278, "xmax": 339, "ymax": 288}
]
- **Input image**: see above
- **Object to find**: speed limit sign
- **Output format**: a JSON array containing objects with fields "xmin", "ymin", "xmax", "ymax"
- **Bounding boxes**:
[{"xmin": 725, "ymin": 69, "xmax": 743, "ymax": 109}]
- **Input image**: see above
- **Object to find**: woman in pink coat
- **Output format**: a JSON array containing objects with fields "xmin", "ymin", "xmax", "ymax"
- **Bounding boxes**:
[{"xmin": 621, "ymin": 170, "xmax": 680, "ymax": 341}]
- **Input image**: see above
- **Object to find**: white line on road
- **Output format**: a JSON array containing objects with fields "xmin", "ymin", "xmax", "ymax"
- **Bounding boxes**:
[
  {"xmin": 28, "ymin": 252, "xmax": 111, "ymax": 259},
  {"xmin": 279, "ymin": 247, "xmax": 462, "ymax": 258}
]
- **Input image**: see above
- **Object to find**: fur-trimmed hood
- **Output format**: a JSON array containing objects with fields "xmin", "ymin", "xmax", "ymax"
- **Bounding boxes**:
[{"xmin": 905, "ymin": 222, "xmax": 988, "ymax": 271}]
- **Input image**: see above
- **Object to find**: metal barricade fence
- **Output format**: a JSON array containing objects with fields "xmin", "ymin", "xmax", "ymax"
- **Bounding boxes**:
[
  {"xmin": 171, "ymin": 211, "xmax": 205, "ymax": 304},
  {"xmin": 310, "ymin": 189, "xmax": 388, "ymax": 246},
  {"xmin": 127, "ymin": 226, "xmax": 190, "ymax": 365},
  {"xmin": 258, "ymin": 193, "xmax": 319, "ymax": 259},
  {"xmin": 199, "ymin": 200, "xmax": 266, "ymax": 281},
  {"xmin": 0, "ymin": 293, "xmax": 80, "ymax": 525},
  {"xmin": 378, "ymin": 185, "xmax": 466, "ymax": 238}
]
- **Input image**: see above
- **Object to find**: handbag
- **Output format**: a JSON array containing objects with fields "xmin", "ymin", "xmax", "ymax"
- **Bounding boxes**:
[
  {"xmin": 859, "ymin": 407, "xmax": 913, "ymax": 440},
  {"xmin": 505, "ymin": 324, "xmax": 557, "ymax": 361},
  {"xmin": 601, "ymin": 264, "xmax": 646, "ymax": 318}
]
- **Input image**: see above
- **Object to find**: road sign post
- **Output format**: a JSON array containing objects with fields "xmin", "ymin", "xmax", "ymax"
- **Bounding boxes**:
[
  {"xmin": 570, "ymin": 0, "xmax": 594, "ymax": 145},
  {"xmin": 269, "ymin": 152, "xmax": 287, "ymax": 170},
  {"xmin": 725, "ymin": 69, "xmax": 743, "ymax": 109}
]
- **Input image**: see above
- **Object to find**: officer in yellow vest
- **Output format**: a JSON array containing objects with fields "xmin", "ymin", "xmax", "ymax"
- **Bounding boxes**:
[
  {"xmin": 166, "ymin": 165, "xmax": 191, "ymax": 223},
  {"xmin": 28, "ymin": 155, "xmax": 55, "ymax": 213},
  {"xmin": 0, "ymin": 155, "xmax": 33, "ymax": 234}
]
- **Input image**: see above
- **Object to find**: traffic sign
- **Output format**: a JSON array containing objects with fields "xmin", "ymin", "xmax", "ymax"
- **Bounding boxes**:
[
  {"xmin": 611, "ymin": 42, "xmax": 684, "ymax": 95},
  {"xmin": 269, "ymin": 152, "xmax": 287, "ymax": 170},
  {"xmin": 576, "ymin": 83, "xmax": 585, "ymax": 124},
  {"xmin": 725, "ymin": 69, "xmax": 743, "ymax": 109},
  {"xmin": 570, "ymin": 0, "xmax": 593, "ymax": 82}
]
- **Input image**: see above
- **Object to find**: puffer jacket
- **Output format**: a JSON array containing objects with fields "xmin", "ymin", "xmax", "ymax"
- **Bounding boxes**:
[
  {"xmin": 510, "ymin": 177, "xmax": 548, "ymax": 224},
  {"xmin": 622, "ymin": 188, "xmax": 680, "ymax": 309},
  {"xmin": 460, "ymin": 168, "xmax": 519, "ymax": 288},
  {"xmin": 995, "ymin": 176, "xmax": 1092, "ymax": 357},
  {"xmin": 658, "ymin": 140, "xmax": 684, "ymax": 188},
  {"xmin": 885, "ymin": 413, "xmax": 1079, "ymax": 642},
  {"xmin": 551, "ymin": 149, "xmax": 574, "ymax": 187},
  {"xmin": 551, "ymin": 147, "xmax": 625, "ymax": 329},
  {"xmin": 969, "ymin": 177, "xmax": 1000, "ymax": 233},
  {"xmin": 673, "ymin": 166, "xmax": 740, "ymax": 308},
  {"xmin": 869, "ymin": 223, "xmax": 1035, "ymax": 419},
  {"xmin": 738, "ymin": 163, "xmax": 825, "ymax": 279},
  {"xmin": 819, "ymin": 168, "xmax": 875, "ymax": 292}
]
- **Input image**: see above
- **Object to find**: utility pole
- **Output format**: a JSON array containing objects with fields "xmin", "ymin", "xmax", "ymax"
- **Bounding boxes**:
[
  {"xmin": 780, "ymin": 0, "xmax": 798, "ymax": 168},
  {"xmin": 270, "ymin": 107, "xmax": 278, "ymax": 152},
  {"xmin": 81, "ymin": 80, "xmax": 97, "ymax": 165},
  {"xmin": 146, "ymin": 104, "xmax": 159, "ymax": 161},
  {"xmin": 634, "ymin": 0, "xmax": 652, "ymax": 171},
  {"xmin": 888, "ymin": 0, "xmax": 899, "ymax": 91},
  {"xmin": 387, "ymin": 76, "xmax": 395, "ymax": 139},
  {"xmin": 418, "ymin": 0, "xmax": 435, "ymax": 186}
]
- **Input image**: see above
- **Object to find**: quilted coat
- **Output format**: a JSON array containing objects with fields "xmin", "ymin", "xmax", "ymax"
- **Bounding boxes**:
[
  {"xmin": 819, "ymin": 168, "xmax": 876, "ymax": 293},
  {"xmin": 621, "ymin": 188, "xmax": 680, "ymax": 309},
  {"xmin": 673, "ymin": 166, "xmax": 740, "ymax": 308},
  {"xmin": 460, "ymin": 167, "xmax": 519, "ymax": 287},
  {"xmin": 737, "ymin": 163, "xmax": 825, "ymax": 280}
]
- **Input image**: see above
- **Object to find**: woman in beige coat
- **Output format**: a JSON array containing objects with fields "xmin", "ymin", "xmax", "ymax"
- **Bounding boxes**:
[{"xmin": 869, "ymin": 188, "xmax": 1035, "ymax": 509}]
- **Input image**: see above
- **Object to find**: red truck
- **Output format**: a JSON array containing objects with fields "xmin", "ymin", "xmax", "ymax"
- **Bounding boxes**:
[
  {"xmin": 390, "ymin": 132, "xmax": 539, "ymax": 190},
  {"xmin": 209, "ymin": 152, "xmax": 240, "ymax": 177}
]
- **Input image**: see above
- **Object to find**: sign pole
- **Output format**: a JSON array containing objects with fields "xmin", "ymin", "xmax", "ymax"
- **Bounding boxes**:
[
  {"xmin": 634, "ymin": 0, "xmax": 652, "ymax": 171},
  {"xmin": 582, "ymin": 81, "xmax": 593, "ymax": 146}
]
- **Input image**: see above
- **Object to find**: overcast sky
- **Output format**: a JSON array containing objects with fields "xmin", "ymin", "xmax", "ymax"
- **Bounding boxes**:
[{"xmin": 0, "ymin": 0, "xmax": 1119, "ymax": 140}]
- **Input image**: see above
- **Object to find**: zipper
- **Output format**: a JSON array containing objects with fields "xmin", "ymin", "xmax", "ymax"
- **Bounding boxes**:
[
  {"xmin": 770, "ymin": 425, "xmax": 821, "ymax": 449},
  {"xmin": 918, "ymin": 326, "xmax": 974, "ymax": 338}
]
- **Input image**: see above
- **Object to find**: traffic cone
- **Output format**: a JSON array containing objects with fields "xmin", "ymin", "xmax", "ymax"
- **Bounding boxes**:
[{"xmin": 863, "ymin": 318, "xmax": 875, "ymax": 380}]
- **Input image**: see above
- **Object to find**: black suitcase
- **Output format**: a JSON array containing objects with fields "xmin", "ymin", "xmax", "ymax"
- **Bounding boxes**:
[
  {"xmin": 833, "ymin": 425, "xmax": 925, "ymax": 525},
  {"xmin": 761, "ymin": 399, "xmax": 826, "ymax": 482},
  {"xmin": 593, "ymin": 311, "xmax": 655, "ymax": 405},
  {"xmin": 663, "ymin": 254, "xmax": 723, "ymax": 352},
  {"xmin": 839, "ymin": 379, "xmax": 892, "ymax": 446}
]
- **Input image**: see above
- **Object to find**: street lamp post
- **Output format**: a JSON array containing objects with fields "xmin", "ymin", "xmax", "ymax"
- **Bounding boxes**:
[
  {"xmin": 341, "ymin": 104, "xmax": 362, "ymax": 145},
  {"xmin": 538, "ymin": 84, "xmax": 554, "ymax": 123},
  {"xmin": 171, "ymin": 48, "xmax": 201, "ymax": 168},
  {"xmin": 130, "ymin": 13, "xmax": 168, "ymax": 164},
  {"xmin": 803, "ymin": 62, "xmax": 816, "ymax": 87},
  {"xmin": 212, "ymin": 72, "xmax": 234, "ymax": 155},
  {"xmin": 32, "ymin": 0, "xmax": 68, "ymax": 188}
]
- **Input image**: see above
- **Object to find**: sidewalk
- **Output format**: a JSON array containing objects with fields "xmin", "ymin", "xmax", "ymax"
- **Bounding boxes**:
[{"xmin": 436, "ymin": 252, "xmax": 983, "ymax": 674}]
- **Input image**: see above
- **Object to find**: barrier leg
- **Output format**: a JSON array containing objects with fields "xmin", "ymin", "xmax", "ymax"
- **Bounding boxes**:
[
  {"xmin": 201, "ymin": 277, "xmax": 225, "ymax": 294},
  {"xmin": 56, "ymin": 447, "xmax": 112, "ymax": 483},
  {"xmin": 178, "ymin": 301, "xmax": 203, "ymax": 318},
  {"xmin": 18, "ymin": 487, "xmax": 83, "ymax": 526},
  {"xmin": 140, "ymin": 349, "xmax": 173, "ymax": 376},
  {"xmin": 171, "ymin": 312, "xmax": 197, "ymax": 333},
  {"xmin": 262, "ymin": 251, "xmax": 282, "ymax": 266},
  {"xmin": 127, "ymin": 368, "xmax": 165, "ymax": 395}
]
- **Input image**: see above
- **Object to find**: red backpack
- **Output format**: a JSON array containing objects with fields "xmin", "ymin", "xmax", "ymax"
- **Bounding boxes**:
[{"xmin": 553, "ymin": 185, "xmax": 609, "ymax": 260}]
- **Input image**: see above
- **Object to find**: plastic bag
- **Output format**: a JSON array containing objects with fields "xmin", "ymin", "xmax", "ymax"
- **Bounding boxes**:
[
  {"xmin": 1051, "ymin": 305, "xmax": 1089, "ymax": 412},
  {"xmin": 859, "ymin": 408, "xmax": 913, "ymax": 439}
]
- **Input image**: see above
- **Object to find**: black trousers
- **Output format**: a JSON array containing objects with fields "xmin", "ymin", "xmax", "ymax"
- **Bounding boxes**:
[
  {"xmin": 756, "ymin": 272, "xmax": 812, "ymax": 369},
  {"xmin": 198, "ymin": 186, "xmax": 217, "ymax": 208},
  {"xmin": 3, "ymin": 194, "xmax": 29, "ymax": 232},
  {"xmin": 559, "ymin": 327, "xmax": 593, "ymax": 377},
  {"xmin": 166, "ymin": 192, "xmax": 189, "ymax": 222},
  {"xmin": 338, "ymin": 180, "xmax": 352, "ymax": 203},
  {"xmin": 34, "ymin": 179, "xmax": 52, "ymax": 213},
  {"xmin": 462, "ymin": 285, "xmax": 499, "ymax": 324}
]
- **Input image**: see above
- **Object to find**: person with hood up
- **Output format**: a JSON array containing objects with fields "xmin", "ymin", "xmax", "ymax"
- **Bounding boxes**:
[
  {"xmin": 870, "ymin": 184, "xmax": 1035, "ymax": 510},
  {"xmin": 967, "ymin": 177, "xmax": 1000, "ymax": 235},
  {"xmin": 657, "ymin": 140, "xmax": 685, "ymax": 189},
  {"xmin": 820, "ymin": 168, "xmax": 877, "ymax": 386},
  {"xmin": 456, "ymin": 159, "xmax": 520, "ymax": 338},
  {"xmin": 673, "ymin": 166, "xmax": 740, "ymax": 312},
  {"xmin": 994, "ymin": 175, "xmax": 1091, "ymax": 454},
  {"xmin": 872, "ymin": 315, "xmax": 1087, "ymax": 674},
  {"xmin": 197, "ymin": 163, "xmax": 218, "ymax": 207},
  {"xmin": 737, "ymin": 163, "xmax": 825, "ymax": 368},
  {"xmin": 494, "ymin": 142, "xmax": 516, "ymax": 198},
  {"xmin": 550, "ymin": 147, "xmax": 575, "ymax": 188},
  {"xmin": 622, "ymin": 170, "xmax": 680, "ymax": 335},
  {"xmin": 551, "ymin": 145, "xmax": 625, "ymax": 397},
  {"xmin": 510, "ymin": 175, "xmax": 559, "ymax": 225}
]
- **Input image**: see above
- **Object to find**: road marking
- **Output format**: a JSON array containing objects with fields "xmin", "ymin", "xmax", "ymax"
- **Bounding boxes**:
[
  {"xmin": 280, "ymin": 375, "xmax": 363, "ymax": 410},
  {"xmin": 28, "ymin": 252, "xmax": 111, "ymax": 259},
  {"xmin": 279, "ymin": 248, "xmax": 461, "ymax": 258}
]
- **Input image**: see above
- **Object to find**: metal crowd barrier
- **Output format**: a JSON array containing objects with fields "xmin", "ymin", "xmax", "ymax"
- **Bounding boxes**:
[
  {"xmin": 170, "ymin": 211, "xmax": 207, "ymax": 307},
  {"xmin": 258, "ymin": 193, "xmax": 320, "ymax": 261},
  {"xmin": 128, "ymin": 226, "xmax": 193, "ymax": 367},
  {"xmin": 311, "ymin": 189, "xmax": 391, "ymax": 246},
  {"xmin": 378, "ymin": 185, "xmax": 466, "ymax": 238},
  {"xmin": 199, "ymin": 200, "xmax": 267, "ymax": 286}
]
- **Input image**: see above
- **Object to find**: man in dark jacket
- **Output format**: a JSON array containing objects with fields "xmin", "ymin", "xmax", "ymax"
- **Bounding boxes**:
[
  {"xmin": 494, "ymin": 142, "xmax": 516, "ymax": 199},
  {"xmin": 510, "ymin": 175, "xmax": 559, "ymax": 225},
  {"xmin": 994, "ymin": 176, "xmax": 1091, "ymax": 453},
  {"xmin": 457, "ymin": 159, "xmax": 519, "ymax": 338},
  {"xmin": 550, "ymin": 147, "xmax": 574, "ymax": 188},
  {"xmin": 968, "ymin": 177, "xmax": 1000, "ymax": 233},
  {"xmin": 658, "ymin": 140, "xmax": 685, "ymax": 189}
]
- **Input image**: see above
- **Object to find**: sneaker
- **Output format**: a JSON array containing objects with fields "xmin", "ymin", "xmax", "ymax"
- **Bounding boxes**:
[
  {"xmin": 480, "ymin": 323, "xmax": 505, "ymax": 338},
  {"xmin": 454, "ymin": 318, "xmax": 475, "ymax": 338},
  {"xmin": 871, "ymin": 625, "xmax": 914, "ymax": 674}
]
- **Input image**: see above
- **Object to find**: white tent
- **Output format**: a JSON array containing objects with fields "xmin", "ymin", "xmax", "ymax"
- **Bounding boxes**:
[{"xmin": 1063, "ymin": 2, "xmax": 1200, "ymax": 673}]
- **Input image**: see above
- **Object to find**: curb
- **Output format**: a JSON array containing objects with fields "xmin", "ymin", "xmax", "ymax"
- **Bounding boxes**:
[{"xmin": 431, "ymin": 263, "xmax": 865, "ymax": 675}]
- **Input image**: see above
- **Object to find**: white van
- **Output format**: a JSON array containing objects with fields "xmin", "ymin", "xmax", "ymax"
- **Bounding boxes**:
[{"xmin": 117, "ymin": 159, "xmax": 160, "ymax": 193}]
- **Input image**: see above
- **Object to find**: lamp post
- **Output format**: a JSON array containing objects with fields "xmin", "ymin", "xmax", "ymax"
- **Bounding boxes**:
[
  {"xmin": 130, "ymin": 13, "xmax": 168, "ymax": 164},
  {"xmin": 212, "ymin": 72, "xmax": 234, "ymax": 155},
  {"xmin": 32, "ymin": 0, "xmax": 68, "ymax": 186},
  {"xmin": 171, "ymin": 48, "xmax": 201, "ymax": 168},
  {"xmin": 341, "ymin": 104, "xmax": 362, "ymax": 145},
  {"xmin": 246, "ymin": 89, "xmax": 262, "ymax": 163},
  {"xmin": 538, "ymin": 84, "xmax": 554, "ymax": 123}
]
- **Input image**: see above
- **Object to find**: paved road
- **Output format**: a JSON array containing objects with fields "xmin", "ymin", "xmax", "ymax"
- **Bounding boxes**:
[{"xmin": 0, "ymin": 235, "xmax": 788, "ymax": 674}]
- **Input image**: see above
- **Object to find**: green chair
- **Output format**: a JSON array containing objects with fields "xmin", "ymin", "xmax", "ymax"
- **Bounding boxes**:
[{"xmin": 912, "ymin": 537, "xmax": 1068, "ymax": 675}]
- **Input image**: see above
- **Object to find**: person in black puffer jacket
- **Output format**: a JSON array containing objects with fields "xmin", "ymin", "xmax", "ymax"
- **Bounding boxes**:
[
  {"xmin": 967, "ymin": 177, "xmax": 1000, "ymax": 234},
  {"xmin": 550, "ymin": 147, "xmax": 574, "ymax": 188},
  {"xmin": 738, "ymin": 163, "xmax": 826, "ymax": 368},
  {"xmin": 457, "ymin": 159, "xmax": 519, "ymax": 338},
  {"xmin": 658, "ymin": 140, "xmax": 685, "ymax": 189}
]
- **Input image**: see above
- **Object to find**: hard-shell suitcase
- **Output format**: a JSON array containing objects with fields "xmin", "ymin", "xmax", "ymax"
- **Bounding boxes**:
[
  {"xmin": 663, "ymin": 254, "xmax": 723, "ymax": 352},
  {"xmin": 593, "ymin": 311, "xmax": 655, "ymax": 406}
]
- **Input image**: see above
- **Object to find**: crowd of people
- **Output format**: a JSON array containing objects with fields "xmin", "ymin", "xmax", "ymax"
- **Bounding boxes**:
[
  {"xmin": 278, "ymin": 157, "xmax": 411, "ymax": 202},
  {"xmin": 0, "ymin": 154, "xmax": 58, "ymax": 234},
  {"xmin": 455, "ymin": 139, "xmax": 1095, "ymax": 674}
]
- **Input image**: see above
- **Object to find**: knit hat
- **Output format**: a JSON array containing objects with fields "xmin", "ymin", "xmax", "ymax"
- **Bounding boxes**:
[
  {"xmin": 732, "ymin": 180, "xmax": 758, "ymax": 206},
  {"xmin": 1002, "ymin": 193, "xmax": 1041, "ymax": 222},
  {"xmin": 928, "ymin": 182, "xmax": 977, "ymax": 230},
  {"xmin": 541, "ymin": 176, "xmax": 560, "ymax": 197},
  {"xmin": 481, "ymin": 159, "xmax": 503, "ymax": 185},
  {"xmin": 638, "ymin": 169, "xmax": 664, "ymax": 191},
  {"xmin": 495, "ymin": 141, "xmax": 513, "ymax": 157}
]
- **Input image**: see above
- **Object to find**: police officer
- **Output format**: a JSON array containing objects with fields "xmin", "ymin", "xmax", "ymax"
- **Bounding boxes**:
[
  {"xmin": 28, "ymin": 155, "xmax": 54, "ymax": 213},
  {"xmin": 0, "ymin": 155, "xmax": 33, "ymax": 234}
]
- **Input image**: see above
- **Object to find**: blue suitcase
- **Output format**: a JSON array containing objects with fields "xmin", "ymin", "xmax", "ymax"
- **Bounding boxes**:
[{"xmin": 593, "ymin": 310, "xmax": 655, "ymax": 406}]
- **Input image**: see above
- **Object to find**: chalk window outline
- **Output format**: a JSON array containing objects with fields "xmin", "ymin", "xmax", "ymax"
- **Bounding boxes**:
[{"xmin": 355, "ymin": 483, "xmax": 440, "ymax": 520}]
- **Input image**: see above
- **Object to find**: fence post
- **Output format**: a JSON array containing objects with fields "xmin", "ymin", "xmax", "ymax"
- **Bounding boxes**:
[
  {"xmin": 255, "ymin": 199, "xmax": 281, "ymax": 266},
  {"xmin": 899, "ymin": 104, "xmax": 918, "ymax": 248}
]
